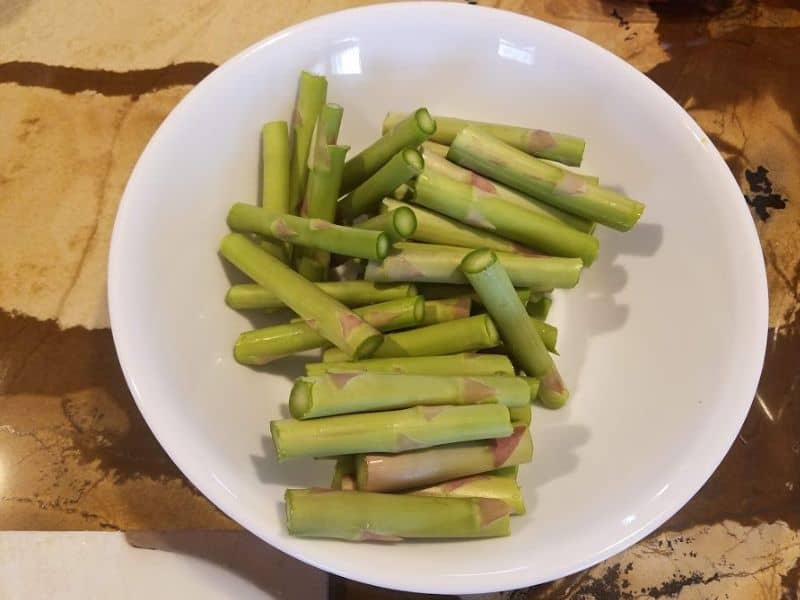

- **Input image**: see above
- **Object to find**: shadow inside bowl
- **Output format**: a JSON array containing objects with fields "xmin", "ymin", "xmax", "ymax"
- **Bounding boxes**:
[{"xmin": 250, "ymin": 435, "xmax": 332, "ymax": 488}]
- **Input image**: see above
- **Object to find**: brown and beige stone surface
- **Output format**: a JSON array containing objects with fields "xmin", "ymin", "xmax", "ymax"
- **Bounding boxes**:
[{"xmin": 0, "ymin": 0, "xmax": 797, "ymax": 598}]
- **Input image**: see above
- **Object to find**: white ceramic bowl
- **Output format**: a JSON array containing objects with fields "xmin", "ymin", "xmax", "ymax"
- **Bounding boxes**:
[{"xmin": 108, "ymin": 2, "xmax": 767, "ymax": 594}]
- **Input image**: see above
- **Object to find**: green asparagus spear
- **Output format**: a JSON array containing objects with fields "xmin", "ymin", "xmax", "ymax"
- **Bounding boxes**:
[
  {"xmin": 385, "ymin": 112, "xmax": 585, "ymax": 166},
  {"xmin": 225, "ymin": 281, "xmax": 417, "ymax": 311},
  {"xmin": 234, "ymin": 296, "xmax": 424, "ymax": 365},
  {"xmin": 355, "ymin": 206, "xmax": 417, "ymax": 243},
  {"xmin": 461, "ymin": 249, "xmax": 569, "ymax": 406},
  {"xmin": 308, "ymin": 103, "xmax": 344, "ymax": 170},
  {"xmin": 382, "ymin": 198, "xmax": 529, "ymax": 254},
  {"xmin": 338, "ymin": 149, "xmax": 423, "ymax": 222},
  {"xmin": 527, "ymin": 294, "xmax": 553, "ymax": 320},
  {"xmin": 411, "ymin": 474, "xmax": 525, "ymax": 515},
  {"xmin": 416, "ymin": 283, "xmax": 531, "ymax": 306},
  {"xmin": 525, "ymin": 377, "xmax": 541, "ymax": 403},
  {"xmin": 253, "ymin": 234, "xmax": 289, "ymax": 264},
  {"xmin": 290, "ymin": 373, "xmax": 531, "ymax": 419},
  {"xmin": 341, "ymin": 108, "xmax": 435, "ymax": 193},
  {"xmin": 421, "ymin": 296, "xmax": 471, "ymax": 325},
  {"xmin": 285, "ymin": 489, "xmax": 510, "ymax": 540},
  {"xmin": 271, "ymin": 404, "xmax": 512, "ymax": 460},
  {"xmin": 288, "ymin": 71, "xmax": 327, "ymax": 213},
  {"xmin": 508, "ymin": 405, "xmax": 532, "ymax": 426},
  {"xmin": 219, "ymin": 233, "xmax": 382, "ymax": 359},
  {"xmin": 321, "ymin": 314, "xmax": 500, "ymax": 362},
  {"xmin": 420, "ymin": 140, "xmax": 449, "ymax": 157},
  {"xmin": 421, "ymin": 149, "xmax": 595, "ymax": 234},
  {"xmin": 448, "ymin": 127, "xmax": 645, "ymax": 231},
  {"xmin": 294, "ymin": 144, "xmax": 349, "ymax": 279},
  {"xmin": 538, "ymin": 368, "xmax": 570, "ymax": 409},
  {"xmin": 227, "ymin": 204, "xmax": 389, "ymax": 261},
  {"xmin": 305, "ymin": 353, "xmax": 515, "ymax": 377},
  {"xmin": 364, "ymin": 242, "xmax": 582, "ymax": 291},
  {"xmin": 261, "ymin": 121, "xmax": 290, "ymax": 214},
  {"xmin": 414, "ymin": 170, "xmax": 598, "ymax": 265},
  {"xmin": 356, "ymin": 425, "xmax": 532, "ymax": 491}
]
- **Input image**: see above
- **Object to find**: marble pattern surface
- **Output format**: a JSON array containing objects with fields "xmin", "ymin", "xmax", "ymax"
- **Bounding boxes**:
[{"xmin": 0, "ymin": 1, "xmax": 797, "ymax": 598}]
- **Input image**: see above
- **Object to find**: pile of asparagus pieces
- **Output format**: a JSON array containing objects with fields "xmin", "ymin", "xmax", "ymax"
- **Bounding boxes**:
[{"xmin": 219, "ymin": 71, "xmax": 645, "ymax": 542}]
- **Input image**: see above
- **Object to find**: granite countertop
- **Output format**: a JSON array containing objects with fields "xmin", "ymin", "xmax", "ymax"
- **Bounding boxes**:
[{"xmin": 1, "ymin": 1, "xmax": 797, "ymax": 598}]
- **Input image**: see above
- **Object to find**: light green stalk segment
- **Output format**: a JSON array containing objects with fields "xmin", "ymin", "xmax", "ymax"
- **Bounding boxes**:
[
  {"xmin": 364, "ymin": 242, "xmax": 582, "ymax": 291},
  {"xmin": 355, "ymin": 206, "xmax": 418, "ymax": 243},
  {"xmin": 508, "ymin": 405, "xmax": 532, "ymax": 426},
  {"xmin": 254, "ymin": 235, "xmax": 289, "ymax": 264},
  {"xmin": 331, "ymin": 456, "xmax": 356, "ymax": 490},
  {"xmin": 294, "ymin": 144, "xmax": 349, "ymax": 280},
  {"xmin": 525, "ymin": 378, "xmax": 541, "ymax": 403},
  {"xmin": 270, "ymin": 404, "xmax": 513, "ymax": 460},
  {"xmin": 321, "ymin": 314, "xmax": 500, "ymax": 362},
  {"xmin": 338, "ymin": 149, "xmax": 424, "ymax": 222},
  {"xmin": 411, "ymin": 474, "xmax": 525, "ymax": 515},
  {"xmin": 414, "ymin": 170, "xmax": 599, "ymax": 265},
  {"xmin": 308, "ymin": 103, "xmax": 344, "ymax": 171},
  {"xmin": 461, "ymin": 249, "xmax": 569, "ymax": 406},
  {"xmin": 421, "ymin": 149, "xmax": 595, "ymax": 234},
  {"xmin": 341, "ymin": 108, "xmax": 436, "ymax": 194},
  {"xmin": 234, "ymin": 296, "xmax": 424, "ymax": 365},
  {"xmin": 225, "ymin": 281, "xmax": 417, "ymax": 311},
  {"xmin": 392, "ymin": 183, "xmax": 414, "ymax": 201},
  {"xmin": 356, "ymin": 425, "xmax": 532, "ymax": 491},
  {"xmin": 416, "ymin": 283, "xmax": 531, "ymax": 306},
  {"xmin": 305, "ymin": 353, "xmax": 515, "ymax": 377},
  {"xmin": 219, "ymin": 233, "xmax": 382, "ymax": 359},
  {"xmin": 448, "ymin": 127, "xmax": 645, "ymax": 231},
  {"xmin": 422, "ymin": 296, "xmax": 471, "ymax": 325},
  {"xmin": 489, "ymin": 465, "xmax": 519, "ymax": 479},
  {"xmin": 285, "ymin": 489, "xmax": 511, "ymax": 541},
  {"xmin": 384, "ymin": 112, "xmax": 585, "ymax": 166},
  {"xmin": 527, "ymin": 295, "xmax": 553, "ymax": 320},
  {"xmin": 289, "ymin": 373, "xmax": 531, "ymax": 419},
  {"xmin": 227, "ymin": 203, "xmax": 389, "ymax": 261},
  {"xmin": 382, "ymin": 198, "xmax": 529, "ymax": 254},
  {"xmin": 261, "ymin": 121, "xmax": 290, "ymax": 214},
  {"xmin": 288, "ymin": 71, "xmax": 327, "ymax": 213},
  {"xmin": 420, "ymin": 141, "xmax": 449, "ymax": 157}
]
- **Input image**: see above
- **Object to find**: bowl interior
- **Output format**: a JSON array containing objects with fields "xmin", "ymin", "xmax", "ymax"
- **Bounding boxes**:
[{"xmin": 109, "ymin": 3, "xmax": 767, "ymax": 594}]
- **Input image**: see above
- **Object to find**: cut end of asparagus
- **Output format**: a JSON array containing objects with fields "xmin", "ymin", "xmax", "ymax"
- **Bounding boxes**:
[
  {"xmin": 402, "ymin": 147, "xmax": 425, "ymax": 172},
  {"xmin": 460, "ymin": 248, "xmax": 497, "ymax": 274},
  {"xmin": 410, "ymin": 295, "xmax": 426, "ymax": 325},
  {"xmin": 352, "ymin": 331, "xmax": 385, "ymax": 360},
  {"xmin": 375, "ymin": 232, "xmax": 390, "ymax": 261},
  {"xmin": 289, "ymin": 377, "xmax": 314, "ymax": 419},
  {"xmin": 482, "ymin": 313, "xmax": 501, "ymax": 347},
  {"xmin": 393, "ymin": 206, "xmax": 418, "ymax": 239},
  {"xmin": 414, "ymin": 108, "xmax": 437, "ymax": 136}
]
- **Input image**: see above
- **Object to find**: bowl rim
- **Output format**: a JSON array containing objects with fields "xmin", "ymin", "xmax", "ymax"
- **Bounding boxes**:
[{"xmin": 108, "ymin": 1, "xmax": 769, "ymax": 593}]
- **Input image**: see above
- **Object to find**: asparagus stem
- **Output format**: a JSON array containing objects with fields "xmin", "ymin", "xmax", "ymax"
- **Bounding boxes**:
[
  {"xmin": 321, "ymin": 314, "xmax": 500, "ymax": 362},
  {"xmin": 382, "ymin": 198, "xmax": 529, "ymax": 254},
  {"xmin": 305, "ymin": 353, "xmax": 515, "ymax": 377},
  {"xmin": 261, "ymin": 121, "xmax": 290, "ymax": 214},
  {"xmin": 290, "ymin": 373, "xmax": 531, "ymax": 419},
  {"xmin": 508, "ymin": 405, "xmax": 532, "ymax": 426},
  {"xmin": 271, "ymin": 404, "xmax": 513, "ymax": 460},
  {"xmin": 414, "ymin": 170, "xmax": 598, "ymax": 265},
  {"xmin": 461, "ymin": 249, "xmax": 553, "ymax": 377},
  {"xmin": 364, "ymin": 242, "xmax": 582, "ymax": 291},
  {"xmin": 254, "ymin": 235, "xmax": 289, "ymax": 263},
  {"xmin": 338, "ymin": 149, "xmax": 424, "ymax": 222},
  {"xmin": 420, "ymin": 140, "xmax": 449, "ymax": 157},
  {"xmin": 294, "ymin": 144, "xmax": 349, "ymax": 279},
  {"xmin": 308, "ymin": 103, "xmax": 344, "ymax": 170},
  {"xmin": 288, "ymin": 71, "xmax": 327, "ymax": 213},
  {"xmin": 416, "ymin": 283, "xmax": 531, "ymax": 306},
  {"xmin": 219, "ymin": 233, "xmax": 382, "ymax": 359},
  {"xmin": 527, "ymin": 295, "xmax": 553, "ymax": 320},
  {"xmin": 234, "ymin": 296, "xmax": 424, "ymax": 365},
  {"xmin": 341, "ymin": 108, "xmax": 435, "ymax": 194},
  {"xmin": 355, "ymin": 206, "xmax": 418, "ymax": 243},
  {"xmin": 448, "ymin": 127, "xmax": 645, "ymax": 231},
  {"xmin": 525, "ymin": 377, "xmax": 541, "ymax": 403},
  {"xmin": 225, "ymin": 281, "xmax": 417, "ymax": 311},
  {"xmin": 411, "ymin": 474, "xmax": 525, "ymax": 515},
  {"xmin": 385, "ymin": 112, "xmax": 585, "ymax": 166},
  {"xmin": 489, "ymin": 465, "xmax": 519, "ymax": 479},
  {"xmin": 285, "ymin": 489, "xmax": 510, "ymax": 540},
  {"xmin": 355, "ymin": 425, "xmax": 532, "ymax": 491},
  {"xmin": 421, "ymin": 149, "xmax": 595, "ymax": 234},
  {"xmin": 461, "ymin": 249, "xmax": 569, "ymax": 406},
  {"xmin": 227, "ymin": 204, "xmax": 389, "ymax": 261},
  {"xmin": 421, "ymin": 296, "xmax": 471, "ymax": 326},
  {"xmin": 391, "ymin": 182, "xmax": 414, "ymax": 201}
]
